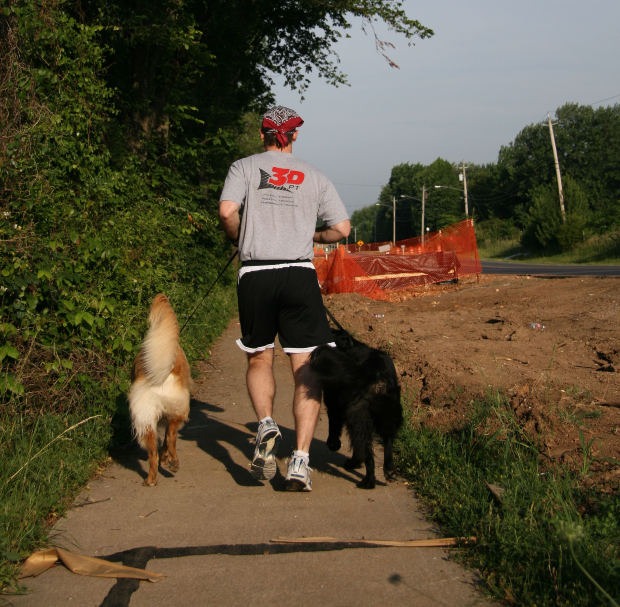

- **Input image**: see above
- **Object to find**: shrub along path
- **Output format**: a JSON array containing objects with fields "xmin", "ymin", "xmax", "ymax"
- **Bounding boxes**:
[{"xmin": 12, "ymin": 319, "xmax": 496, "ymax": 607}]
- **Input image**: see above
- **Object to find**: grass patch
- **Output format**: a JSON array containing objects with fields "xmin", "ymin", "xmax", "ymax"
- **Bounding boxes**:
[
  {"xmin": 0, "ymin": 408, "xmax": 111, "ymax": 591},
  {"xmin": 477, "ymin": 239, "xmax": 524, "ymax": 261},
  {"xmin": 477, "ymin": 231, "xmax": 620, "ymax": 264},
  {"xmin": 396, "ymin": 395, "xmax": 619, "ymax": 606},
  {"xmin": 0, "ymin": 283, "xmax": 238, "ymax": 593}
]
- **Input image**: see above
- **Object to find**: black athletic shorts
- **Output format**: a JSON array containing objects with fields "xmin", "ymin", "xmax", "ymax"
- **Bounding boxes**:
[{"xmin": 236, "ymin": 261, "xmax": 333, "ymax": 353}]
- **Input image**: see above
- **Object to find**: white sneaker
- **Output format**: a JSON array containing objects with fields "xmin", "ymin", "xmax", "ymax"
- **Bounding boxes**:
[
  {"xmin": 250, "ymin": 418, "xmax": 281, "ymax": 480},
  {"xmin": 285, "ymin": 452, "xmax": 312, "ymax": 491}
]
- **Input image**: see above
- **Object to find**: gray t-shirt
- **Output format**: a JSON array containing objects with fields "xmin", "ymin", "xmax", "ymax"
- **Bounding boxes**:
[{"xmin": 220, "ymin": 150, "xmax": 348, "ymax": 261}]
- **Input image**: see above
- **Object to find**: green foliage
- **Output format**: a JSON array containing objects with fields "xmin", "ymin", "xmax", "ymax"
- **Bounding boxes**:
[
  {"xmin": 76, "ymin": 0, "xmax": 433, "ymax": 188},
  {"xmin": 397, "ymin": 397, "xmax": 620, "ymax": 606},
  {"xmin": 496, "ymin": 122, "xmax": 553, "ymax": 215},
  {"xmin": 522, "ymin": 184, "xmax": 564, "ymax": 251},
  {"xmin": 474, "ymin": 217, "xmax": 521, "ymax": 248},
  {"xmin": 0, "ymin": 0, "xmax": 234, "ymax": 589},
  {"xmin": 522, "ymin": 176, "xmax": 593, "ymax": 252},
  {"xmin": 372, "ymin": 158, "xmax": 465, "ymax": 241},
  {"xmin": 493, "ymin": 103, "xmax": 620, "ymax": 252},
  {"xmin": 0, "ymin": 411, "xmax": 112, "ymax": 590},
  {"xmin": 571, "ymin": 230, "xmax": 620, "ymax": 263},
  {"xmin": 350, "ymin": 205, "xmax": 380, "ymax": 244}
]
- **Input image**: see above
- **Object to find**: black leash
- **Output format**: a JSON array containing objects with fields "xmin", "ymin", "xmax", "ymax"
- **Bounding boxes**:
[
  {"xmin": 180, "ymin": 249, "xmax": 238, "ymax": 334},
  {"xmin": 324, "ymin": 304, "xmax": 347, "ymax": 334}
]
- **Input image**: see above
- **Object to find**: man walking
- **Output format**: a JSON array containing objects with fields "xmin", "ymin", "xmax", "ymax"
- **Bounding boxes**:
[{"xmin": 219, "ymin": 106, "xmax": 350, "ymax": 491}]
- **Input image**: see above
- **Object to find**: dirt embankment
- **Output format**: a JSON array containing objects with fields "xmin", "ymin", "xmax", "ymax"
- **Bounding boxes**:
[{"xmin": 324, "ymin": 275, "xmax": 619, "ymax": 492}]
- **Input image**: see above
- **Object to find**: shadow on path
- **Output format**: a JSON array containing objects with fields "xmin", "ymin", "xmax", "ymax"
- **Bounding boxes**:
[{"xmin": 110, "ymin": 394, "xmax": 383, "ymax": 489}]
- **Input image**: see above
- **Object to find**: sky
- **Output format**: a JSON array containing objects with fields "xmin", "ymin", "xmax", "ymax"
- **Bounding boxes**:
[{"xmin": 272, "ymin": 0, "xmax": 620, "ymax": 216}]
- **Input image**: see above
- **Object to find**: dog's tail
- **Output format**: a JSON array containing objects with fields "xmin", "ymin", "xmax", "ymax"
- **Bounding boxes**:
[{"xmin": 140, "ymin": 293, "xmax": 181, "ymax": 386}]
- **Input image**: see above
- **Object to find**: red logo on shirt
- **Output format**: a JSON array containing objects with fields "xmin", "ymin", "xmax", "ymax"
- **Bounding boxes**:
[
  {"xmin": 259, "ymin": 167, "xmax": 305, "ymax": 191},
  {"xmin": 269, "ymin": 167, "xmax": 305, "ymax": 186}
]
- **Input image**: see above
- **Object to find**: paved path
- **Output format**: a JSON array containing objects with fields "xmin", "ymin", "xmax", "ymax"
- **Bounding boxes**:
[{"xmin": 11, "ymin": 320, "xmax": 497, "ymax": 607}]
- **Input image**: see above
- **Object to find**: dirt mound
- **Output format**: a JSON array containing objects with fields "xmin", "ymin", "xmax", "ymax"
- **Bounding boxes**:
[{"xmin": 324, "ymin": 274, "xmax": 619, "ymax": 492}]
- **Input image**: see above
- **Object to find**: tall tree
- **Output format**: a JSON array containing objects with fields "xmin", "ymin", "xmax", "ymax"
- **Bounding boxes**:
[
  {"xmin": 75, "ymin": 0, "xmax": 433, "ymax": 178},
  {"xmin": 374, "ymin": 159, "xmax": 463, "ymax": 242},
  {"xmin": 495, "ymin": 102, "xmax": 620, "ymax": 233},
  {"xmin": 553, "ymin": 103, "xmax": 620, "ymax": 229},
  {"xmin": 349, "ymin": 205, "xmax": 377, "ymax": 244}
]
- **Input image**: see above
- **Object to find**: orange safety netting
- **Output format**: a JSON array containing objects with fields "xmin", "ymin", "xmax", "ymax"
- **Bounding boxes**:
[{"xmin": 313, "ymin": 219, "xmax": 481, "ymax": 300}]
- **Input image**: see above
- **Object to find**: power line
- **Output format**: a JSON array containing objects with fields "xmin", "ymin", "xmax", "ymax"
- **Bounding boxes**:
[{"xmin": 589, "ymin": 93, "xmax": 620, "ymax": 106}]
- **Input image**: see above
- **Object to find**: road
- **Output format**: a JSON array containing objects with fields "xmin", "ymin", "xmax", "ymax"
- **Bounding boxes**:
[{"xmin": 481, "ymin": 260, "xmax": 620, "ymax": 277}]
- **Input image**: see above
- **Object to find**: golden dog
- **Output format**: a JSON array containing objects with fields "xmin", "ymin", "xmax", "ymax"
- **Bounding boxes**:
[{"xmin": 128, "ymin": 294, "xmax": 191, "ymax": 486}]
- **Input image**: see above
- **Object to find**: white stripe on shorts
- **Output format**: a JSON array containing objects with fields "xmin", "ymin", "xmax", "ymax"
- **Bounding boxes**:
[
  {"xmin": 235, "ymin": 339, "xmax": 275, "ymax": 353},
  {"xmin": 238, "ymin": 261, "xmax": 315, "ymax": 281}
]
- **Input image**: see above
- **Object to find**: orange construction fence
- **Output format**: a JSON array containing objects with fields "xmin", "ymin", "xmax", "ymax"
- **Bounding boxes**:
[{"xmin": 313, "ymin": 219, "xmax": 481, "ymax": 300}]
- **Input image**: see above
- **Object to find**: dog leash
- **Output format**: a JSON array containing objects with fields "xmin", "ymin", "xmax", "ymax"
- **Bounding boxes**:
[
  {"xmin": 180, "ymin": 249, "xmax": 238, "ymax": 334},
  {"xmin": 323, "ymin": 305, "xmax": 348, "ymax": 333}
]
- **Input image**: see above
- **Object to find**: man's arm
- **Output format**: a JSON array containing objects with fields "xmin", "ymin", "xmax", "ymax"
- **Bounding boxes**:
[
  {"xmin": 219, "ymin": 200, "xmax": 241, "ymax": 243},
  {"xmin": 314, "ymin": 219, "xmax": 351, "ymax": 244}
]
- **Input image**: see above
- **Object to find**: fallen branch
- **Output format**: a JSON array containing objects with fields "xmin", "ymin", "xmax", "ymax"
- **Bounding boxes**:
[{"xmin": 270, "ymin": 536, "xmax": 476, "ymax": 548}]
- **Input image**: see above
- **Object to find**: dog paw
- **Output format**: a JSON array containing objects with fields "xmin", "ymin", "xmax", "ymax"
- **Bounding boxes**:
[
  {"xmin": 384, "ymin": 468, "xmax": 398, "ymax": 482},
  {"xmin": 143, "ymin": 478, "xmax": 157, "ymax": 487},
  {"xmin": 161, "ymin": 456, "xmax": 180, "ymax": 472},
  {"xmin": 357, "ymin": 477, "xmax": 376, "ymax": 489}
]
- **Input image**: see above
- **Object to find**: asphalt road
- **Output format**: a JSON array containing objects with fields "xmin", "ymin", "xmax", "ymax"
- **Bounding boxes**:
[{"xmin": 481, "ymin": 260, "xmax": 620, "ymax": 277}]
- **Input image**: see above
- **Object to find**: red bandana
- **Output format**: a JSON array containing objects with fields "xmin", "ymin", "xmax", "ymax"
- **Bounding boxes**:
[{"xmin": 262, "ymin": 106, "xmax": 304, "ymax": 147}]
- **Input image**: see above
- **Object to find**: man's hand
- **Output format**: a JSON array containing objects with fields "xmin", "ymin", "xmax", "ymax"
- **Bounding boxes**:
[{"xmin": 314, "ymin": 219, "xmax": 351, "ymax": 244}]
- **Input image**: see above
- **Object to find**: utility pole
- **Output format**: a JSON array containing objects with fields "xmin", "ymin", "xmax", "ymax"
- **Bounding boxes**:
[
  {"xmin": 421, "ymin": 185, "xmax": 426, "ymax": 243},
  {"xmin": 391, "ymin": 195, "xmax": 396, "ymax": 245},
  {"xmin": 459, "ymin": 163, "xmax": 469, "ymax": 217},
  {"xmin": 547, "ymin": 113, "xmax": 566, "ymax": 223}
]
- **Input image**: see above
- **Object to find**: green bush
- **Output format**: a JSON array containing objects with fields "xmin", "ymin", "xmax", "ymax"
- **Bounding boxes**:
[
  {"xmin": 0, "ymin": 2, "xmax": 238, "ymax": 590},
  {"xmin": 522, "ymin": 177, "xmax": 593, "ymax": 253}
]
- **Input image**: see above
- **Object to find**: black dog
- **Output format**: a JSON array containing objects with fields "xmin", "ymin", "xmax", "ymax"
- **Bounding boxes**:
[{"xmin": 310, "ymin": 330, "xmax": 403, "ymax": 489}]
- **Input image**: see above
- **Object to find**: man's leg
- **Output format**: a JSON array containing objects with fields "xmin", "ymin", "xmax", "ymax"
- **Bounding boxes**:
[
  {"xmin": 285, "ymin": 352, "xmax": 322, "ymax": 491},
  {"xmin": 246, "ymin": 348, "xmax": 281, "ymax": 480},
  {"xmin": 246, "ymin": 348, "xmax": 275, "ymax": 420},
  {"xmin": 289, "ymin": 352, "xmax": 322, "ymax": 452}
]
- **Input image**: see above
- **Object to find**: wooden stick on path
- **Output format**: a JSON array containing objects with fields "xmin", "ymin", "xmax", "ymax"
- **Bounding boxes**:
[{"xmin": 271, "ymin": 536, "xmax": 476, "ymax": 548}]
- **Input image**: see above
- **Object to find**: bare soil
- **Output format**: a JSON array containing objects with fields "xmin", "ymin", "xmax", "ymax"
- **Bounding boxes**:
[{"xmin": 323, "ymin": 274, "xmax": 619, "ymax": 492}]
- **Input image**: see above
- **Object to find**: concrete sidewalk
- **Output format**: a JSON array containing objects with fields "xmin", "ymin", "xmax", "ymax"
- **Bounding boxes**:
[{"xmin": 10, "ymin": 320, "xmax": 496, "ymax": 606}]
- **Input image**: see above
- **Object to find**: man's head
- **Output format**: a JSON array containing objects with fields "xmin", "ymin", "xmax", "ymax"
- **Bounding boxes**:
[{"xmin": 261, "ymin": 106, "xmax": 304, "ymax": 149}]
